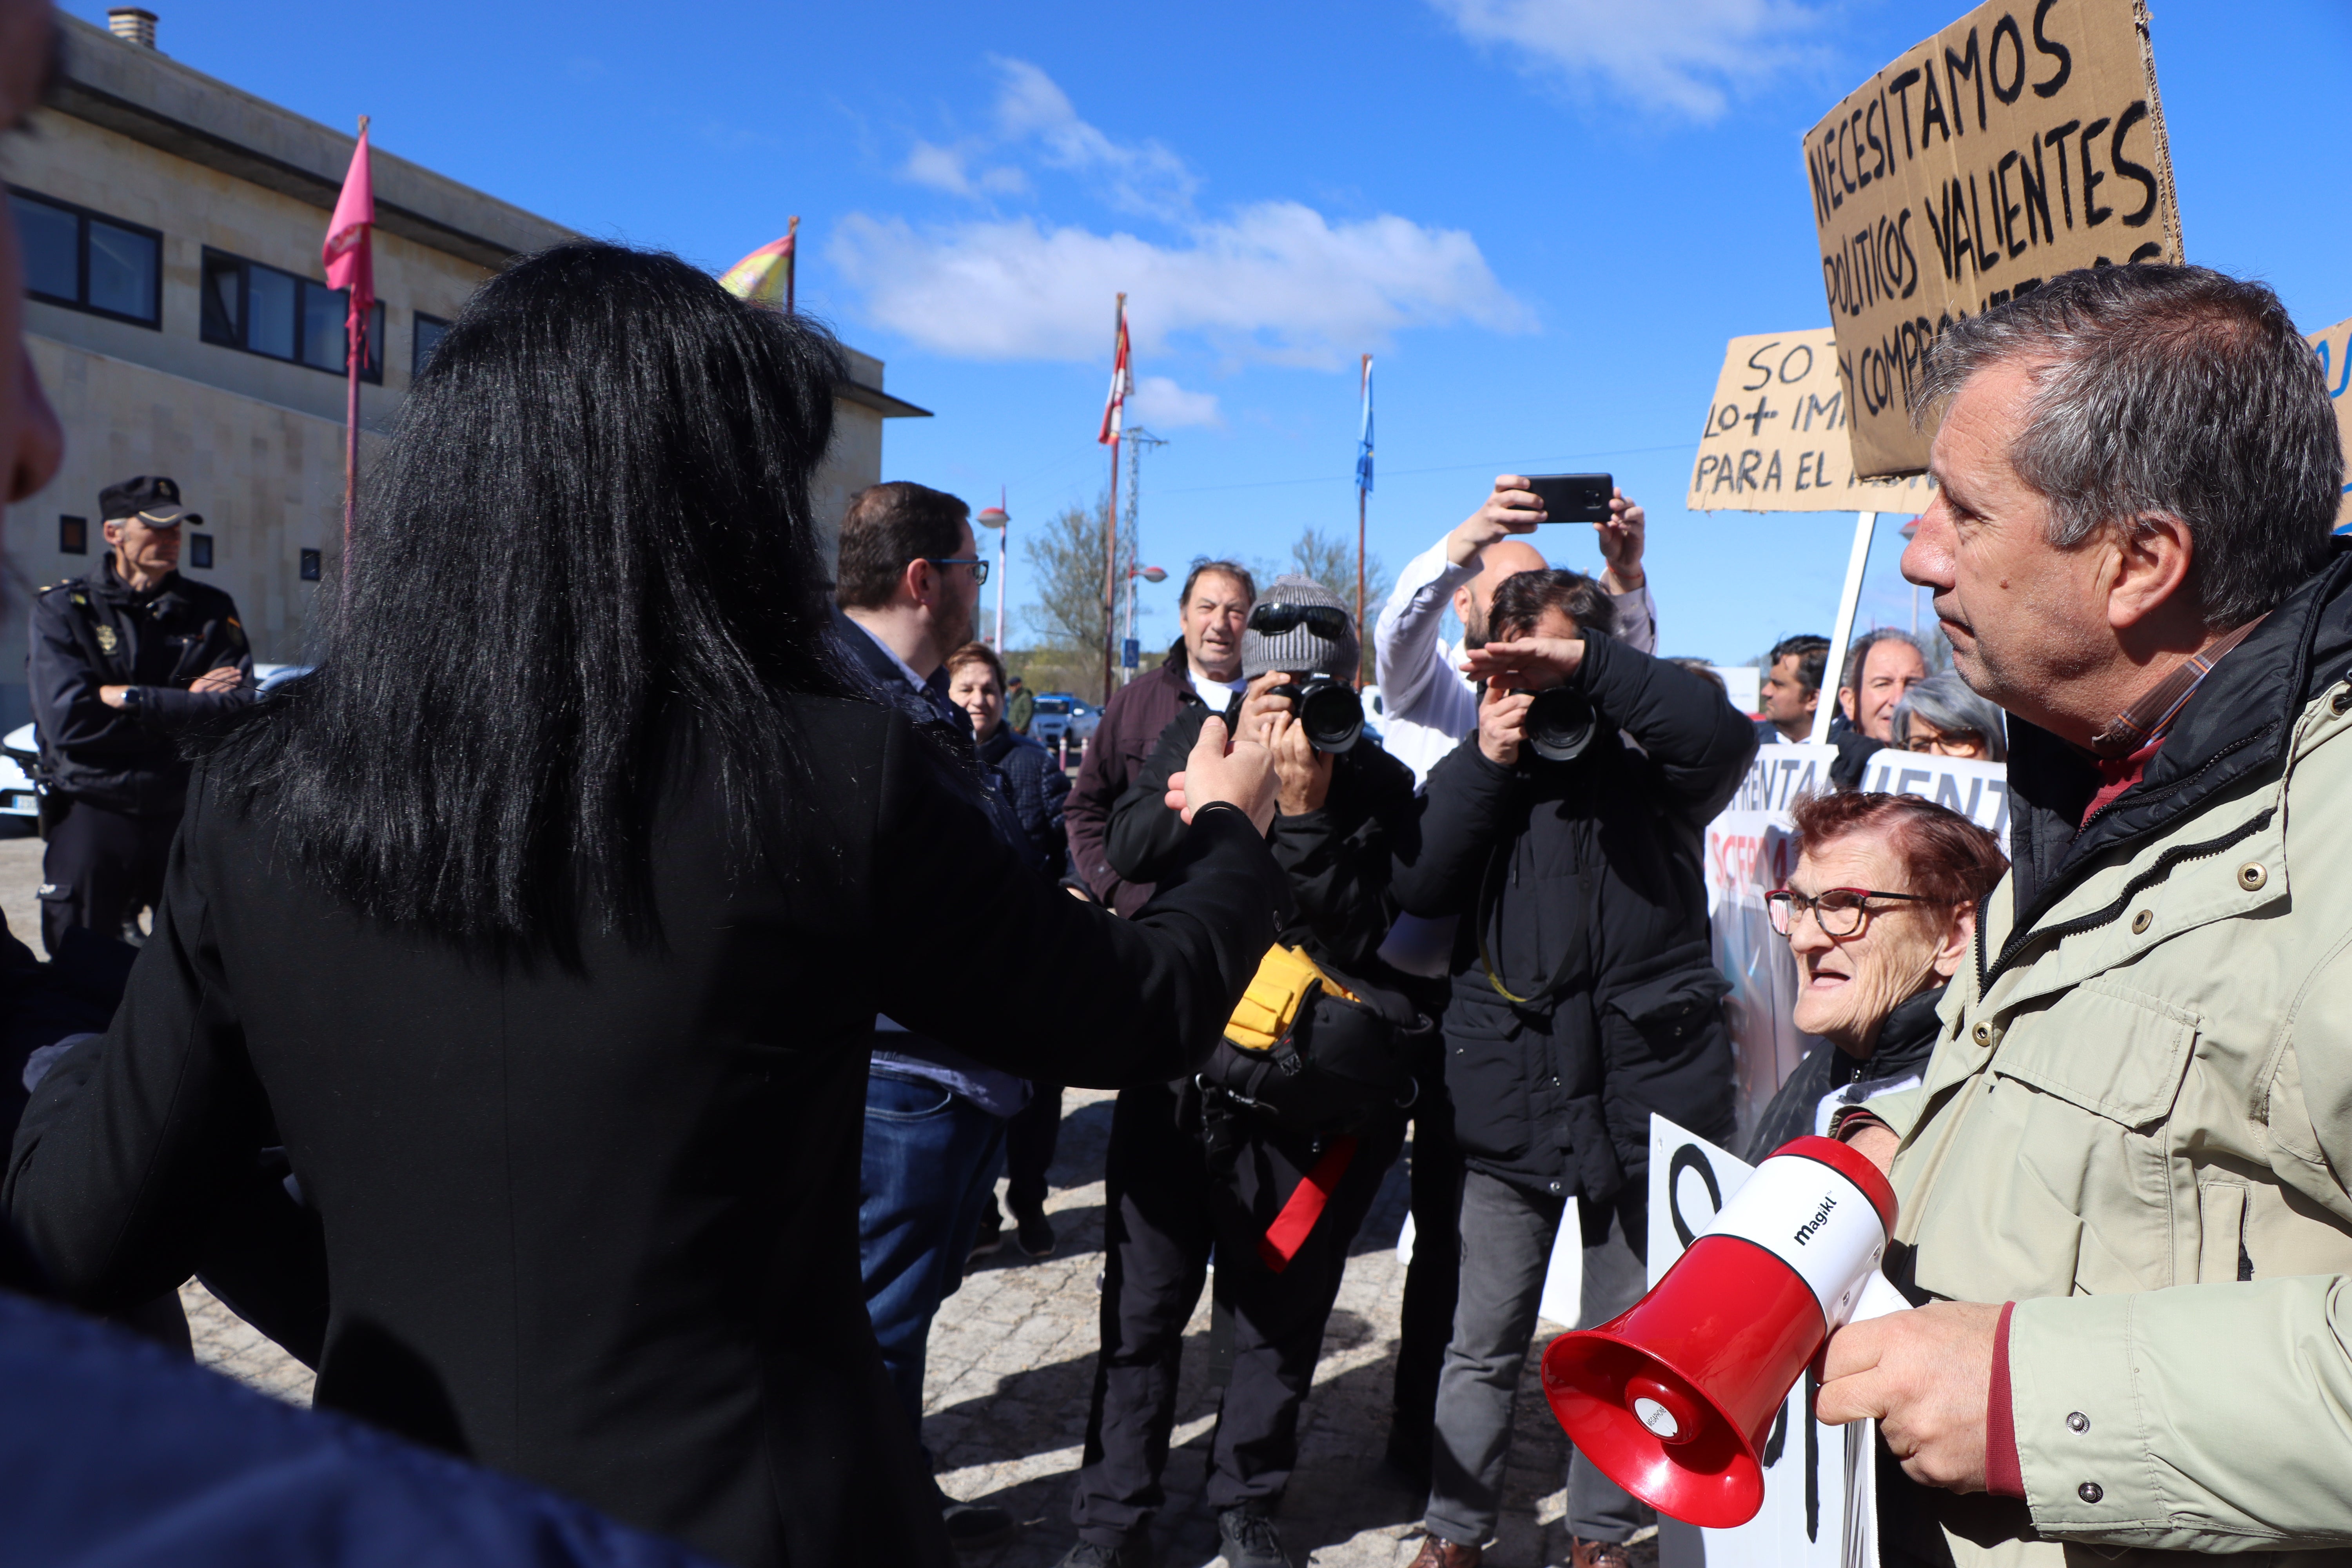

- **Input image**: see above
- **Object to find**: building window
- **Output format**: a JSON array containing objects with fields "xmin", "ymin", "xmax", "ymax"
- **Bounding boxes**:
[
  {"xmin": 299, "ymin": 548, "xmax": 321, "ymax": 582},
  {"xmin": 189, "ymin": 531, "xmax": 214, "ymax": 570},
  {"xmin": 58, "ymin": 515, "xmax": 86, "ymax": 555},
  {"xmin": 412, "ymin": 312, "xmax": 451, "ymax": 379},
  {"xmin": 200, "ymin": 248, "xmax": 384, "ymax": 383},
  {"xmin": 7, "ymin": 188, "xmax": 162, "ymax": 327}
]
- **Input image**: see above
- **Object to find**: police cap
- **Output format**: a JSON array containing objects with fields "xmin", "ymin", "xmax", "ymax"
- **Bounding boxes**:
[{"xmin": 100, "ymin": 475, "xmax": 187, "ymax": 526}]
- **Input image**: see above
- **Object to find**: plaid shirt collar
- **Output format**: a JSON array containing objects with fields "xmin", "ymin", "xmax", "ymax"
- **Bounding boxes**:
[{"xmin": 2089, "ymin": 615, "xmax": 2266, "ymax": 759}]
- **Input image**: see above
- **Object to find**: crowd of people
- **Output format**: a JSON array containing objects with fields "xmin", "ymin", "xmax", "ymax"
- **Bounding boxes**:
[{"xmin": 8, "ymin": 4, "xmax": 2352, "ymax": 1566}]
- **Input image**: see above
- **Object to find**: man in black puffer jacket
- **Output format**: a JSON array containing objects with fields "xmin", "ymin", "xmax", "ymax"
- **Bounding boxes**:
[
  {"xmin": 1394, "ymin": 569, "xmax": 1754, "ymax": 1568},
  {"xmin": 1061, "ymin": 578, "xmax": 1420, "ymax": 1568}
]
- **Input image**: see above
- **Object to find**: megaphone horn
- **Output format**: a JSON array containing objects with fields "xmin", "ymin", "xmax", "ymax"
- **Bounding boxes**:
[{"xmin": 1541, "ymin": 1135, "xmax": 1895, "ymax": 1528}]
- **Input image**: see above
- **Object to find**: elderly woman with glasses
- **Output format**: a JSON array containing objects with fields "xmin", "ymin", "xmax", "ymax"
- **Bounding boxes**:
[
  {"xmin": 1889, "ymin": 670, "xmax": 2009, "ymax": 762},
  {"xmin": 1747, "ymin": 792, "xmax": 2007, "ymax": 1160}
]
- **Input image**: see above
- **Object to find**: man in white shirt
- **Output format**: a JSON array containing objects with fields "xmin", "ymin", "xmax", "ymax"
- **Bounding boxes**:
[{"xmin": 1374, "ymin": 476, "xmax": 1657, "ymax": 786}]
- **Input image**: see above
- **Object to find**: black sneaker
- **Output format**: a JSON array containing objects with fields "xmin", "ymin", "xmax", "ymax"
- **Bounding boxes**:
[
  {"xmin": 1054, "ymin": 1538, "xmax": 1154, "ymax": 1567},
  {"xmin": 943, "ymin": 1499, "xmax": 1014, "ymax": 1550},
  {"xmin": 967, "ymin": 1220, "xmax": 1003, "ymax": 1263},
  {"xmin": 1216, "ymin": 1504, "xmax": 1294, "ymax": 1568},
  {"xmin": 1014, "ymin": 1209, "xmax": 1057, "ymax": 1258}
]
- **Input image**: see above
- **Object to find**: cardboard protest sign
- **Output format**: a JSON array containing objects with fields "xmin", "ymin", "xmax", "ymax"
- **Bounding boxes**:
[
  {"xmin": 2308, "ymin": 315, "xmax": 2352, "ymax": 529},
  {"xmin": 1688, "ymin": 330, "xmax": 1936, "ymax": 513},
  {"xmin": 1806, "ymin": 0, "xmax": 2181, "ymax": 477}
]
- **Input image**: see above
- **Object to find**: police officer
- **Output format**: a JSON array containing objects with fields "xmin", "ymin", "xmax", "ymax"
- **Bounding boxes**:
[{"xmin": 28, "ymin": 475, "xmax": 255, "ymax": 955}]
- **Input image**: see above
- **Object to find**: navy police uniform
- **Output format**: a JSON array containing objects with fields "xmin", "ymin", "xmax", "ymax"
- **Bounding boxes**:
[{"xmin": 27, "ymin": 477, "xmax": 256, "ymax": 955}]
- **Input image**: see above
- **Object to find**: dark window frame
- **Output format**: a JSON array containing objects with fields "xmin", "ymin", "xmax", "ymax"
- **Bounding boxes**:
[
  {"xmin": 412, "ymin": 311, "xmax": 452, "ymax": 380},
  {"xmin": 189, "ymin": 532, "xmax": 214, "ymax": 570},
  {"xmin": 58, "ymin": 515, "xmax": 87, "ymax": 555},
  {"xmin": 299, "ymin": 548, "xmax": 322, "ymax": 582},
  {"xmin": 7, "ymin": 186, "xmax": 163, "ymax": 329},
  {"xmin": 199, "ymin": 246, "xmax": 385, "ymax": 385}
]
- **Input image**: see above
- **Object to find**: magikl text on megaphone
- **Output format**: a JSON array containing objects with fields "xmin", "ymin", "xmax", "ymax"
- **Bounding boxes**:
[{"xmin": 1540, "ymin": 1134, "xmax": 1895, "ymax": 1528}]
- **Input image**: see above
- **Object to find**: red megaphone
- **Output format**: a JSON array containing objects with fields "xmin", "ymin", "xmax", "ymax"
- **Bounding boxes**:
[{"xmin": 1540, "ymin": 1135, "xmax": 1895, "ymax": 1528}]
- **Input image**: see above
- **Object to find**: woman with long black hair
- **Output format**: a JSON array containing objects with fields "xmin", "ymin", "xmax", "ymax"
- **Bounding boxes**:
[{"xmin": 4, "ymin": 242, "xmax": 1283, "ymax": 1568}]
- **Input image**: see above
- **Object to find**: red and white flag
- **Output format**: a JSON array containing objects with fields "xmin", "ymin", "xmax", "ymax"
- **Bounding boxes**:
[
  {"xmin": 1098, "ymin": 296, "xmax": 1131, "ymax": 446},
  {"xmin": 321, "ymin": 120, "xmax": 375, "ymax": 368}
]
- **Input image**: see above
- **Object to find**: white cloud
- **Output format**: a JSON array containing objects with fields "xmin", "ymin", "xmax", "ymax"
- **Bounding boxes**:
[
  {"xmin": 1129, "ymin": 376, "xmax": 1223, "ymax": 430},
  {"xmin": 986, "ymin": 58, "xmax": 1199, "ymax": 218},
  {"xmin": 828, "ymin": 203, "xmax": 1533, "ymax": 368},
  {"xmin": 902, "ymin": 140, "xmax": 1028, "ymax": 199},
  {"xmin": 1428, "ymin": 0, "xmax": 1829, "ymax": 122}
]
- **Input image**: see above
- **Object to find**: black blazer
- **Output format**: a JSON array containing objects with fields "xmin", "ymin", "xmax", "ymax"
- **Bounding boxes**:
[{"xmin": 5, "ymin": 697, "xmax": 1283, "ymax": 1568}]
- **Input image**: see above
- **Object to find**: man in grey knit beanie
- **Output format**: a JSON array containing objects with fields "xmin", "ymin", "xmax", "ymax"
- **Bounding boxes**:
[{"xmin": 1242, "ymin": 574, "xmax": 1361, "ymax": 682}]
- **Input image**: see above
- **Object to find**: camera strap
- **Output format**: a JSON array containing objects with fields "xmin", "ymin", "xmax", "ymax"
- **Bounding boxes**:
[{"xmin": 1474, "ymin": 835, "xmax": 1586, "ymax": 1008}]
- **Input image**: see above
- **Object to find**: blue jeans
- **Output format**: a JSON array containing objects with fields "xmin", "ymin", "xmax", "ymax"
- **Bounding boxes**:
[{"xmin": 859, "ymin": 1069, "xmax": 1009, "ymax": 1439}]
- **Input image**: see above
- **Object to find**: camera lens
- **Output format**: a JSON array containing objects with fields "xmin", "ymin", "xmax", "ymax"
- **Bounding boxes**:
[
  {"xmin": 1274, "ymin": 676, "xmax": 1363, "ymax": 753},
  {"xmin": 1525, "ymin": 687, "xmax": 1595, "ymax": 762}
]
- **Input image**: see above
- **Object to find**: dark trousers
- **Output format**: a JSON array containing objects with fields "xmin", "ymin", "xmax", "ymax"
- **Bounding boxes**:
[
  {"xmin": 1004, "ymin": 1082, "xmax": 1063, "ymax": 1219},
  {"xmin": 40, "ymin": 799, "xmax": 175, "ymax": 957},
  {"xmin": 1391, "ymin": 1062, "xmax": 1463, "ymax": 1453},
  {"xmin": 1070, "ymin": 1083, "xmax": 1404, "ymax": 1548}
]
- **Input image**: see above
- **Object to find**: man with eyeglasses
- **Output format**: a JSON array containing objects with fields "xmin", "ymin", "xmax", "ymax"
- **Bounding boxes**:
[{"xmin": 831, "ymin": 480, "xmax": 1028, "ymax": 1552}]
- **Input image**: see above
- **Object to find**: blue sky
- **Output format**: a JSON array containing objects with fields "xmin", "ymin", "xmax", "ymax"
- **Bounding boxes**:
[{"xmin": 75, "ymin": 0, "xmax": 2352, "ymax": 664}]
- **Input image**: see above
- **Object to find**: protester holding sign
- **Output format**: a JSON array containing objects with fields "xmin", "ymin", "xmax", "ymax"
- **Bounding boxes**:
[
  {"xmin": 1817, "ymin": 264, "xmax": 2352, "ymax": 1561},
  {"xmin": 1392, "ymin": 569, "xmax": 1753, "ymax": 1568}
]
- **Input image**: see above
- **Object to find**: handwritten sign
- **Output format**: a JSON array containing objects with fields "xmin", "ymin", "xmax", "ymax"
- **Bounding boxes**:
[
  {"xmin": 1688, "ymin": 330, "xmax": 1936, "ymax": 513},
  {"xmin": 2309, "ymin": 315, "xmax": 2352, "ymax": 529},
  {"xmin": 1806, "ymin": 0, "xmax": 2181, "ymax": 477}
]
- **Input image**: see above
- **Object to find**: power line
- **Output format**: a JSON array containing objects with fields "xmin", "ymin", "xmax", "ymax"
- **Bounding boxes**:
[{"xmin": 1162, "ymin": 440, "xmax": 1696, "ymax": 496}]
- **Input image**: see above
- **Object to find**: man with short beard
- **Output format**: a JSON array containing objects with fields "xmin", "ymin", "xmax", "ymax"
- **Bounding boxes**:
[
  {"xmin": 1374, "ymin": 475, "xmax": 1656, "ymax": 788},
  {"xmin": 832, "ymin": 479, "xmax": 1029, "ymax": 1551}
]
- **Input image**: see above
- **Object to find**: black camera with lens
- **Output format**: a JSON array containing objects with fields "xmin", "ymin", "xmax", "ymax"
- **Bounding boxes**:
[
  {"xmin": 1270, "ymin": 672, "xmax": 1364, "ymax": 754},
  {"xmin": 1523, "ymin": 686, "xmax": 1597, "ymax": 763}
]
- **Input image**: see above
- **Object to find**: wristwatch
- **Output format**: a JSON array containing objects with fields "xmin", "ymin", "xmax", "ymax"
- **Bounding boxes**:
[{"xmin": 118, "ymin": 685, "xmax": 147, "ymax": 715}]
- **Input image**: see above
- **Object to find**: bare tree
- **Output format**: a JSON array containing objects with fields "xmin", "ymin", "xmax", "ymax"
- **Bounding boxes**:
[
  {"xmin": 1021, "ymin": 492, "xmax": 1133, "ymax": 699},
  {"xmin": 1284, "ymin": 526, "xmax": 1389, "ymax": 681}
]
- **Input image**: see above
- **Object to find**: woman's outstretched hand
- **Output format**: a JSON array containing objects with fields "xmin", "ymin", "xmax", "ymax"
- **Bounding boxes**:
[{"xmin": 1163, "ymin": 714, "xmax": 1279, "ymax": 834}]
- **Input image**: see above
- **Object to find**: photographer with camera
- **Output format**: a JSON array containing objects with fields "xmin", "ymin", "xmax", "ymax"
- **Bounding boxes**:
[
  {"xmin": 1056, "ymin": 577, "xmax": 1423, "ymax": 1568},
  {"xmin": 1393, "ymin": 570, "xmax": 1755, "ymax": 1568}
]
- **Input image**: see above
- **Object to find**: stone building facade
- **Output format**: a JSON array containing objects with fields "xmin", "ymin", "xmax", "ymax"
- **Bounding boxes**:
[{"xmin": 4, "ymin": 11, "xmax": 923, "ymax": 720}]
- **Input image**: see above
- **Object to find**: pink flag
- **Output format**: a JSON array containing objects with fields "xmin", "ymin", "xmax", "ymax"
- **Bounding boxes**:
[{"xmin": 322, "ymin": 120, "xmax": 374, "ymax": 368}]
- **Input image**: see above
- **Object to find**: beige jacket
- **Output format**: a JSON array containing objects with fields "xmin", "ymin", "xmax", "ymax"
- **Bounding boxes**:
[{"xmin": 1873, "ymin": 556, "xmax": 2352, "ymax": 1567}]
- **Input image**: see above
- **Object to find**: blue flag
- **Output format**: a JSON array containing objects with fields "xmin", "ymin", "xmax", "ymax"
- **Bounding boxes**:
[{"xmin": 1355, "ymin": 355, "xmax": 1374, "ymax": 493}]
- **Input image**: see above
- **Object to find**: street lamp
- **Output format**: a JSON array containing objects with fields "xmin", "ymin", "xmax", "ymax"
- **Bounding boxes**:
[
  {"xmin": 1122, "ymin": 563, "xmax": 1166, "ymax": 677},
  {"xmin": 977, "ymin": 501, "xmax": 1009, "ymax": 650}
]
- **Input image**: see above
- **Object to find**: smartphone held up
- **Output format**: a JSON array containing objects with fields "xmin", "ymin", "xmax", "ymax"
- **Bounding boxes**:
[{"xmin": 1525, "ymin": 474, "xmax": 1613, "ymax": 524}]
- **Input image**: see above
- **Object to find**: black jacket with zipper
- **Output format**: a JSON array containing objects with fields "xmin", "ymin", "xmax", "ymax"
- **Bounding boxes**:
[{"xmin": 1391, "ymin": 632, "xmax": 1756, "ymax": 1208}]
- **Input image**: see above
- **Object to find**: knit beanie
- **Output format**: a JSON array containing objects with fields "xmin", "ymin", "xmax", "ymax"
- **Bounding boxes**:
[{"xmin": 1242, "ymin": 574, "xmax": 1361, "ymax": 681}]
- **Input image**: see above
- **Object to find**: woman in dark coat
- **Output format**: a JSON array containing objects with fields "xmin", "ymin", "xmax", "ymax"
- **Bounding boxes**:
[{"xmin": 4, "ymin": 244, "xmax": 1283, "ymax": 1568}]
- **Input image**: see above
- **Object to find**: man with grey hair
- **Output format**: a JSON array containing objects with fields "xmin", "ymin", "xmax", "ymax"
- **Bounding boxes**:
[{"xmin": 1814, "ymin": 264, "xmax": 2352, "ymax": 1566}]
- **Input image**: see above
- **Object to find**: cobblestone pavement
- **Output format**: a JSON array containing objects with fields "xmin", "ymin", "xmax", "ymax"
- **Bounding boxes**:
[{"xmin": 169, "ymin": 1087, "xmax": 1600, "ymax": 1566}]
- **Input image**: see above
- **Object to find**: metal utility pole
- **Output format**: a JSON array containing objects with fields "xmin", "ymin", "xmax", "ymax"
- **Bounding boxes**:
[{"xmin": 1122, "ymin": 428, "xmax": 1167, "ymax": 684}]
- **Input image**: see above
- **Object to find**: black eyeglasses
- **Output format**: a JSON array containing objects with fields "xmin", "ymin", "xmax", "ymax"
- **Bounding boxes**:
[
  {"xmin": 1764, "ymin": 887, "xmax": 1937, "ymax": 938},
  {"xmin": 1249, "ymin": 603, "xmax": 1347, "ymax": 636},
  {"xmin": 925, "ymin": 557, "xmax": 990, "ymax": 585}
]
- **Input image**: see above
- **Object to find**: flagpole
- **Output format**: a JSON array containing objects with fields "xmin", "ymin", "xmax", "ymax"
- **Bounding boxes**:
[
  {"xmin": 343, "ymin": 113, "xmax": 369, "ymax": 573},
  {"xmin": 784, "ymin": 215, "xmax": 799, "ymax": 315},
  {"xmin": 1102, "ymin": 293, "xmax": 1124, "ymax": 707}
]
